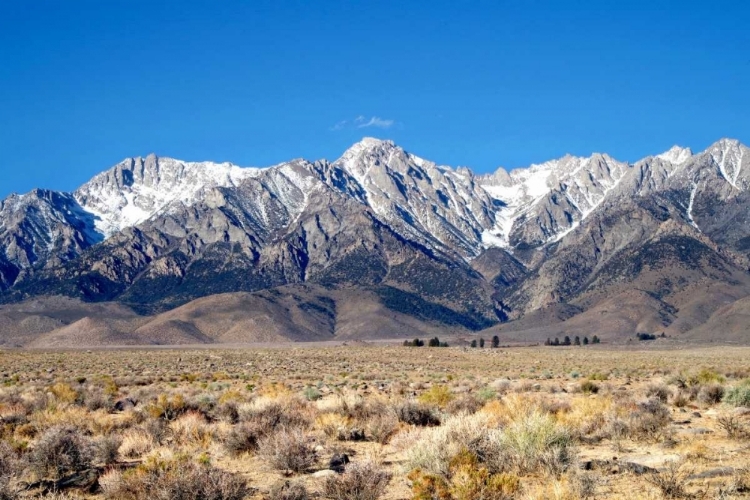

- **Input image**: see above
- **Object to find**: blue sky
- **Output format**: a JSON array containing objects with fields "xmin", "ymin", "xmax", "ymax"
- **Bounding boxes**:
[{"xmin": 1, "ymin": 0, "xmax": 749, "ymax": 198}]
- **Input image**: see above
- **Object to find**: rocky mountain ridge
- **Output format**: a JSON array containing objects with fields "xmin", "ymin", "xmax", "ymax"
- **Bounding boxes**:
[{"xmin": 2, "ymin": 137, "xmax": 750, "ymax": 345}]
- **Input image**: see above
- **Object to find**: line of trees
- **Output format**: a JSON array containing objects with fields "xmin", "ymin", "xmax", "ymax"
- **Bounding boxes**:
[
  {"xmin": 470, "ymin": 335, "xmax": 500, "ymax": 348},
  {"xmin": 405, "ymin": 335, "xmax": 504, "ymax": 348},
  {"xmin": 544, "ymin": 335, "xmax": 600, "ymax": 346},
  {"xmin": 403, "ymin": 337, "xmax": 449, "ymax": 347}
]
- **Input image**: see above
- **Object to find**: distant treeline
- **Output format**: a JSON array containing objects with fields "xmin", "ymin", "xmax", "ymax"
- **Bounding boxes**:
[
  {"xmin": 403, "ymin": 335, "xmax": 503, "ymax": 348},
  {"xmin": 544, "ymin": 335, "xmax": 600, "ymax": 346}
]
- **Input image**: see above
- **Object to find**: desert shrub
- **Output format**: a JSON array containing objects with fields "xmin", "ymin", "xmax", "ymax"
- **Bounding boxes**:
[
  {"xmin": 0, "ymin": 442, "xmax": 18, "ymax": 500},
  {"xmin": 145, "ymin": 393, "xmax": 188, "ymax": 421},
  {"xmin": 646, "ymin": 384, "xmax": 671, "ymax": 402},
  {"xmin": 580, "ymin": 380, "xmax": 599, "ymax": 395},
  {"xmin": 448, "ymin": 453, "xmax": 520, "ymax": 500},
  {"xmin": 407, "ymin": 468, "xmax": 451, "ymax": 500},
  {"xmin": 100, "ymin": 456, "xmax": 248, "ymax": 500},
  {"xmin": 268, "ymin": 479, "xmax": 309, "ymax": 500},
  {"xmin": 406, "ymin": 408, "xmax": 571, "ymax": 478},
  {"xmin": 396, "ymin": 402, "xmax": 440, "ymax": 427},
  {"xmin": 243, "ymin": 399, "xmax": 311, "ymax": 430},
  {"xmin": 29, "ymin": 425, "xmax": 94, "ymax": 479},
  {"xmin": 333, "ymin": 395, "xmax": 367, "ymax": 418},
  {"xmin": 645, "ymin": 460, "xmax": 692, "ymax": 499},
  {"xmin": 723, "ymin": 381, "xmax": 750, "ymax": 407},
  {"xmin": 717, "ymin": 415, "xmax": 747, "ymax": 440},
  {"xmin": 720, "ymin": 468, "xmax": 750, "ymax": 497},
  {"xmin": 224, "ymin": 421, "xmax": 266, "ymax": 455},
  {"xmin": 691, "ymin": 368, "xmax": 726, "ymax": 385},
  {"xmin": 213, "ymin": 401, "xmax": 240, "ymax": 424},
  {"xmin": 419, "ymin": 386, "xmax": 454, "ymax": 408},
  {"xmin": 170, "ymin": 411, "xmax": 213, "ymax": 446},
  {"xmin": 698, "ymin": 383, "xmax": 725, "ymax": 405},
  {"xmin": 302, "ymin": 386, "xmax": 322, "ymax": 402},
  {"xmin": 670, "ymin": 391, "xmax": 690, "ymax": 408},
  {"xmin": 484, "ymin": 410, "xmax": 574, "ymax": 474},
  {"xmin": 258, "ymin": 427, "xmax": 317, "ymax": 473},
  {"xmin": 365, "ymin": 411, "xmax": 400, "ymax": 444},
  {"xmin": 49, "ymin": 383, "xmax": 82, "ymax": 405},
  {"xmin": 141, "ymin": 417, "xmax": 168, "ymax": 445},
  {"xmin": 94, "ymin": 434, "xmax": 121, "ymax": 465},
  {"xmin": 83, "ymin": 386, "xmax": 112, "ymax": 411},
  {"xmin": 323, "ymin": 461, "xmax": 391, "ymax": 500},
  {"xmin": 476, "ymin": 387, "xmax": 497, "ymax": 402},
  {"xmin": 408, "ymin": 451, "xmax": 520, "ymax": 500},
  {"xmin": 569, "ymin": 470, "xmax": 599, "ymax": 499},
  {"xmin": 626, "ymin": 398, "xmax": 672, "ymax": 442},
  {"xmin": 119, "ymin": 429, "xmax": 156, "ymax": 458},
  {"xmin": 315, "ymin": 406, "xmax": 364, "ymax": 441},
  {"xmin": 405, "ymin": 414, "xmax": 490, "ymax": 477},
  {"xmin": 446, "ymin": 395, "xmax": 483, "ymax": 415}
]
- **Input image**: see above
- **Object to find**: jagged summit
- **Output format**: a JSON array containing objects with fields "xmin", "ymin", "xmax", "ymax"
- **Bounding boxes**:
[{"xmin": 656, "ymin": 145, "xmax": 693, "ymax": 165}]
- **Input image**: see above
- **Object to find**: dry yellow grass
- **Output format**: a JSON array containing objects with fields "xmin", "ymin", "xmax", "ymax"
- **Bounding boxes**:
[{"xmin": 1, "ymin": 345, "xmax": 750, "ymax": 499}]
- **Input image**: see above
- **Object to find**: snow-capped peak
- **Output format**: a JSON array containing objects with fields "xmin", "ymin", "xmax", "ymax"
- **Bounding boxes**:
[
  {"xmin": 656, "ymin": 145, "xmax": 693, "ymax": 165},
  {"xmin": 74, "ymin": 155, "xmax": 263, "ymax": 237},
  {"xmin": 338, "ymin": 137, "xmax": 394, "ymax": 160}
]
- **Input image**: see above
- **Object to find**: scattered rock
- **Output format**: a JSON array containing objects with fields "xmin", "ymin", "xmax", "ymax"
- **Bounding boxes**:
[
  {"xmin": 313, "ymin": 469, "xmax": 337, "ymax": 479},
  {"xmin": 114, "ymin": 398, "xmax": 137, "ymax": 411},
  {"xmin": 684, "ymin": 428, "xmax": 713, "ymax": 435},
  {"xmin": 689, "ymin": 467, "xmax": 735, "ymax": 479},
  {"xmin": 581, "ymin": 459, "xmax": 658, "ymax": 475},
  {"xmin": 329, "ymin": 453, "xmax": 350, "ymax": 473}
]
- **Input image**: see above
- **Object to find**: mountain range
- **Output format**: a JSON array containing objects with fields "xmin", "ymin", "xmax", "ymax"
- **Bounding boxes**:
[{"xmin": 1, "ymin": 137, "xmax": 750, "ymax": 346}]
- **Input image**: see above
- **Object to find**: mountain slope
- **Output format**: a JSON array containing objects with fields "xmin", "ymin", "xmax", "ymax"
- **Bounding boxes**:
[{"xmin": 2, "ymin": 137, "xmax": 750, "ymax": 344}]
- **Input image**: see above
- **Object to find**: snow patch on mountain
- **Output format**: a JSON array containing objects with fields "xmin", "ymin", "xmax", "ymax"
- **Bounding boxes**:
[
  {"xmin": 74, "ymin": 155, "xmax": 263, "ymax": 237},
  {"xmin": 657, "ymin": 146, "xmax": 693, "ymax": 165}
]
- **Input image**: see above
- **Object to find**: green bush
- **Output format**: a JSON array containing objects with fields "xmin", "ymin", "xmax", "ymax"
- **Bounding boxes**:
[{"xmin": 723, "ymin": 381, "xmax": 750, "ymax": 407}]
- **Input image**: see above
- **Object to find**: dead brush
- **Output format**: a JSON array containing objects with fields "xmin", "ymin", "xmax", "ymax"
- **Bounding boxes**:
[
  {"xmin": 28, "ymin": 425, "xmax": 95, "ymax": 480},
  {"xmin": 322, "ymin": 460, "xmax": 391, "ymax": 500},
  {"xmin": 257, "ymin": 427, "xmax": 317, "ymax": 473},
  {"xmin": 717, "ymin": 415, "xmax": 747, "ymax": 440},
  {"xmin": 119, "ymin": 429, "xmax": 156, "ymax": 458},
  {"xmin": 242, "ymin": 398, "xmax": 312, "ymax": 431},
  {"xmin": 268, "ymin": 479, "xmax": 309, "ymax": 500},
  {"xmin": 0, "ymin": 442, "xmax": 18, "ymax": 500},
  {"xmin": 100, "ymin": 456, "xmax": 248, "ymax": 500},
  {"xmin": 364, "ymin": 411, "xmax": 400, "ymax": 444},
  {"xmin": 223, "ymin": 420, "xmax": 266, "ymax": 455},
  {"xmin": 169, "ymin": 411, "xmax": 213, "ymax": 447},
  {"xmin": 645, "ymin": 460, "xmax": 693, "ymax": 499}
]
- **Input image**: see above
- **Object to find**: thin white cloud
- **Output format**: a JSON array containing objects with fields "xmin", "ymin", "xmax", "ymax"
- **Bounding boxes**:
[
  {"xmin": 331, "ymin": 115, "xmax": 395, "ymax": 131},
  {"xmin": 357, "ymin": 116, "xmax": 394, "ymax": 129},
  {"xmin": 330, "ymin": 120, "xmax": 348, "ymax": 131}
]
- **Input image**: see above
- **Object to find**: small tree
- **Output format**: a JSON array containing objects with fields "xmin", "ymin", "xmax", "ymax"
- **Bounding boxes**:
[
  {"xmin": 563, "ymin": 336, "xmax": 571, "ymax": 346},
  {"xmin": 479, "ymin": 338, "xmax": 485, "ymax": 348},
  {"xmin": 544, "ymin": 338, "xmax": 551, "ymax": 346},
  {"xmin": 574, "ymin": 336, "xmax": 581, "ymax": 346},
  {"xmin": 583, "ymin": 336, "xmax": 589, "ymax": 345},
  {"xmin": 592, "ymin": 335, "xmax": 600, "ymax": 344},
  {"xmin": 491, "ymin": 335, "xmax": 500, "ymax": 348},
  {"xmin": 470, "ymin": 340, "xmax": 477, "ymax": 348},
  {"xmin": 428, "ymin": 337, "xmax": 441, "ymax": 347},
  {"xmin": 553, "ymin": 338, "xmax": 560, "ymax": 346}
]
